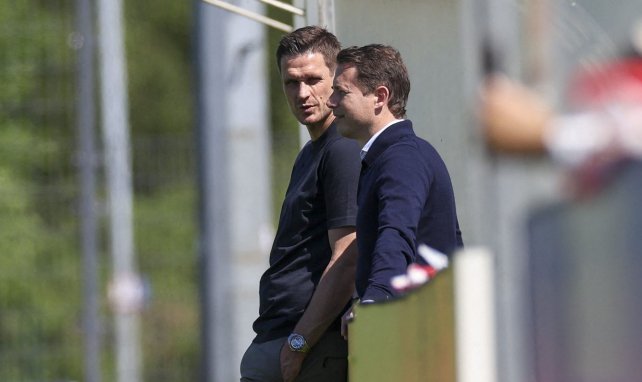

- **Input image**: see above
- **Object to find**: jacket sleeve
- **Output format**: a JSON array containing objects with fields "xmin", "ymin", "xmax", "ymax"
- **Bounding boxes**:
[{"xmin": 361, "ymin": 144, "xmax": 433, "ymax": 301}]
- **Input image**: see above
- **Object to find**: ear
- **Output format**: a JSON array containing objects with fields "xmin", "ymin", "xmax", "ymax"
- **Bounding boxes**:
[{"xmin": 373, "ymin": 85, "xmax": 390, "ymax": 109}]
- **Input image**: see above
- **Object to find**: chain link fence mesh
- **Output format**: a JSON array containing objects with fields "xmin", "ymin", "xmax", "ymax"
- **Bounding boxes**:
[{"xmin": 0, "ymin": 1, "xmax": 199, "ymax": 380}]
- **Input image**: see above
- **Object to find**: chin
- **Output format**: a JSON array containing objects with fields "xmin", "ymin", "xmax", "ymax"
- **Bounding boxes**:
[
  {"xmin": 336, "ymin": 122, "xmax": 354, "ymax": 138},
  {"xmin": 295, "ymin": 117, "xmax": 313, "ymax": 127}
]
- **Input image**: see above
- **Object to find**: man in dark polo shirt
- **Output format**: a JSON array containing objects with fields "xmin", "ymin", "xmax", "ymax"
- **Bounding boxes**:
[
  {"xmin": 240, "ymin": 26, "xmax": 361, "ymax": 382},
  {"xmin": 327, "ymin": 44, "xmax": 463, "ymax": 303}
]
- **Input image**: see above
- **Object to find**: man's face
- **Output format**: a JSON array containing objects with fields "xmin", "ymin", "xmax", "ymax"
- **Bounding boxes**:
[
  {"xmin": 280, "ymin": 52, "xmax": 334, "ymax": 130},
  {"xmin": 327, "ymin": 64, "xmax": 376, "ymax": 141}
]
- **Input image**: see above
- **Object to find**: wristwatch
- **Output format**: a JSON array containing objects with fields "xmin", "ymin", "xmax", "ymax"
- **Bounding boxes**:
[{"xmin": 287, "ymin": 333, "xmax": 311, "ymax": 353}]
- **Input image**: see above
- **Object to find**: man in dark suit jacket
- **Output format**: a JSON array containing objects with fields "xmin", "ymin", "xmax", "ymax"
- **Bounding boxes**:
[{"xmin": 327, "ymin": 44, "xmax": 463, "ymax": 303}]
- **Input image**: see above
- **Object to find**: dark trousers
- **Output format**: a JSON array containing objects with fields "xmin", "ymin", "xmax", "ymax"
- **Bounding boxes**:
[{"xmin": 240, "ymin": 331, "xmax": 347, "ymax": 382}]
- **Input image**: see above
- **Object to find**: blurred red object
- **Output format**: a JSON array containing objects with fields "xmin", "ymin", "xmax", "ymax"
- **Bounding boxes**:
[{"xmin": 568, "ymin": 57, "xmax": 642, "ymax": 107}]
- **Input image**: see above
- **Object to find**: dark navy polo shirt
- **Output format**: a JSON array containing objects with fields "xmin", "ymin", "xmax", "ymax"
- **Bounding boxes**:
[{"xmin": 253, "ymin": 124, "xmax": 361, "ymax": 343}]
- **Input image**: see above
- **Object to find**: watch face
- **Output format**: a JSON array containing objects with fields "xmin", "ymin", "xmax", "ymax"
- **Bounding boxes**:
[
  {"xmin": 290, "ymin": 335, "xmax": 304, "ymax": 349},
  {"xmin": 288, "ymin": 333, "xmax": 309, "ymax": 352}
]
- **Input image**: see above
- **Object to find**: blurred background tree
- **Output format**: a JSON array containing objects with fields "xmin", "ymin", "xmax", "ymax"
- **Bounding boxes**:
[
  {"xmin": 0, "ymin": 0, "xmax": 198, "ymax": 380},
  {"xmin": 0, "ymin": 1, "xmax": 83, "ymax": 379},
  {"xmin": 0, "ymin": 0, "xmax": 300, "ymax": 380}
]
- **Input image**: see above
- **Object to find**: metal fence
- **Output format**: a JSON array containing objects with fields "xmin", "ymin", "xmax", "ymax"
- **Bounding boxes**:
[{"xmin": 0, "ymin": 1, "xmax": 199, "ymax": 380}]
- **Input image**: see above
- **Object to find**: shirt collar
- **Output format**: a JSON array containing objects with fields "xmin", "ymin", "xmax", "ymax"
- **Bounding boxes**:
[{"xmin": 360, "ymin": 119, "xmax": 404, "ymax": 159}]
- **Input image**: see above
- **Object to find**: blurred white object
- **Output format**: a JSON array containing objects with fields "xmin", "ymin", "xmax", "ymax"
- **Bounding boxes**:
[
  {"xmin": 390, "ymin": 274, "xmax": 412, "ymax": 291},
  {"xmin": 454, "ymin": 247, "xmax": 497, "ymax": 382},
  {"xmin": 391, "ymin": 245, "xmax": 449, "ymax": 292},
  {"xmin": 417, "ymin": 244, "xmax": 449, "ymax": 271},
  {"xmin": 107, "ymin": 272, "xmax": 146, "ymax": 314}
]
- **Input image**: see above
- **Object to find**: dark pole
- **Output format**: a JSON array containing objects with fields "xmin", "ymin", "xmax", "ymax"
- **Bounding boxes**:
[{"xmin": 75, "ymin": 0, "xmax": 101, "ymax": 380}]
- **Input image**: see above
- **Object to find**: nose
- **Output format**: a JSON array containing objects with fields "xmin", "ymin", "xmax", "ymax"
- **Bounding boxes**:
[
  {"xmin": 326, "ymin": 91, "xmax": 337, "ymax": 109},
  {"xmin": 296, "ymin": 83, "xmax": 311, "ymax": 100}
]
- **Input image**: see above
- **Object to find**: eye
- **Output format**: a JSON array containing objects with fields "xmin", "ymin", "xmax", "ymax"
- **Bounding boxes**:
[{"xmin": 306, "ymin": 77, "xmax": 321, "ymax": 86}]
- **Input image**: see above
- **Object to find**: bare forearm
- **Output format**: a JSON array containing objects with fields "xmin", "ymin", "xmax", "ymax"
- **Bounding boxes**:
[
  {"xmin": 293, "ymin": 254, "xmax": 356, "ymax": 346},
  {"xmin": 293, "ymin": 229, "xmax": 357, "ymax": 347}
]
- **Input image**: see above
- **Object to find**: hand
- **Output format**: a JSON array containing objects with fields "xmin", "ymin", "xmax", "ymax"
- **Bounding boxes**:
[
  {"xmin": 341, "ymin": 304, "xmax": 355, "ymax": 340},
  {"xmin": 280, "ymin": 343, "xmax": 306, "ymax": 382}
]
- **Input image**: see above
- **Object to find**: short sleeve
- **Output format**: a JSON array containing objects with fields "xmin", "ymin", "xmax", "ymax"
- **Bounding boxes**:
[{"xmin": 321, "ymin": 137, "xmax": 361, "ymax": 229}]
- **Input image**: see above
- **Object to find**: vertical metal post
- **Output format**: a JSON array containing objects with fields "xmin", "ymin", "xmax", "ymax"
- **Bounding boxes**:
[
  {"xmin": 75, "ymin": 0, "xmax": 101, "ymax": 380},
  {"xmin": 196, "ymin": 0, "xmax": 273, "ymax": 378},
  {"xmin": 459, "ymin": 2, "xmax": 502, "ymax": 380},
  {"xmin": 524, "ymin": 0, "xmax": 553, "ymax": 92},
  {"xmin": 97, "ymin": 0, "xmax": 142, "ymax": 381},
  {"xmin": 316, "ymin": 0, "xmax": 335, "ymax": 32},
  {"xmin": 293, "ymin": 0, "xmax": 310, "ymax": 147},
  {"xmin": 224, "ymin": 3, "xmax": 272, "ymax": 376},
  {"xmin": 293, "ymin": 0, "xmax": 335, "ymax": 147},
  {"xmin": 471, "ymin": 2, "xmax": 559, "ymax": 382},
  {"xmin": 292, "ymin": 1, "xmax": 306, "ymax": 29},
  {"xmin": 459, "ymin": 0, "xmax": 501, "ymax": 250},
  {"xmin": 195, "ymin": 1, "xmax": 233, "ymax": 381}
]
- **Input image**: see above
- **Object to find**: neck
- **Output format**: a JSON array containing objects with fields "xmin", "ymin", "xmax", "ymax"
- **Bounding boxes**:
[
  {"xmin": 360, "ymin": 115, "xmax": 399, "ymax": 146},
  {"xmin": 307, "ymin": 115, "xmax": 335, "ymax": 141}
]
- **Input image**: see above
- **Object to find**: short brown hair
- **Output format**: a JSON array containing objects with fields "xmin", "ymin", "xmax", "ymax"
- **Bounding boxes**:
[
  {"xmin": 276, "ymin": 26, "xmax": 341, "ymax": 72},
  {"xmin": 336, "ymin": 44, "xmax": 410, "ymax": 118}
]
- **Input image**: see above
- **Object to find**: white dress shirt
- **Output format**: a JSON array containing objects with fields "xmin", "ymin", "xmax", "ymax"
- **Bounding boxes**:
[{"xmin": 360, "ymin": 119, "xmax": 404, "ymax": 160}]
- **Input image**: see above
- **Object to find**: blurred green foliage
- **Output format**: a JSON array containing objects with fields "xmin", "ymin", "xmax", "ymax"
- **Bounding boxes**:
[
  {"xmin": 0, "ymin": 0, "xmax": 301, "ymax": 379},
  {"xmin": 126, "ymin": 0, "xmax": 193, "ymax": 137},
  {"xmin": 0, "ymin": 0, "xmax": 197, "ymax": 380},
  {"xmin": 125, "ymin": 1, "xmax": 199, "ymax": 380},
  {"xmin": 0, "ymin": 1, "xmax": 82, "ymax": 379}
]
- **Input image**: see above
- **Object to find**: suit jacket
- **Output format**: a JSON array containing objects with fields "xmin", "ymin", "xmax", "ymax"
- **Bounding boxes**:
[{"xmin": 356, "ymin": 120, "xmax": 463, "ymax": 301}]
